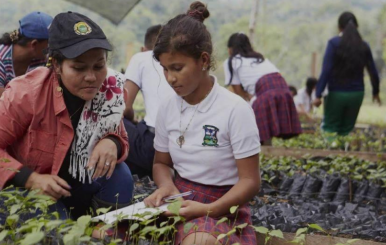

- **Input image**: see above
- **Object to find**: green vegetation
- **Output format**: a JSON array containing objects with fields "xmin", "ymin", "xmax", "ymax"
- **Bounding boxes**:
[{"xmin": 272, "ymin": 128, "xmax": 386, "ymax": 152}]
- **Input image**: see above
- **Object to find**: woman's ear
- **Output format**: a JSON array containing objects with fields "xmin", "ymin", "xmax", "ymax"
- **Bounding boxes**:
[
  {"xmin": 201, "ymin": 52, "xmax": 210, "ymax": 70},
  {"xmin": 52, "ymin": 59, "xmax": 61, "ymax": 74}
]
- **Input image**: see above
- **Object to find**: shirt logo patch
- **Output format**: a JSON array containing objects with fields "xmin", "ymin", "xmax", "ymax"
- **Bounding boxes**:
[
  {"xmin": 74, "ymin": 22, "xmax": 92, "ymax": 35},
  {"xmin": 202, "ymin": 125, "xmax": 219, "ymax": 147}
]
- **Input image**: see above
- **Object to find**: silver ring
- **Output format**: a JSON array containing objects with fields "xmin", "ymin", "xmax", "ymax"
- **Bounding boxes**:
[{"xmin": 105, "ymin": 162, "xmax": 110, "ymax": 166}]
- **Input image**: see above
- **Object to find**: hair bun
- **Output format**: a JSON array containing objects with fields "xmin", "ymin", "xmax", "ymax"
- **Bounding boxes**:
[{"xmin": 187, "ymin": 1, "xmax": 210, "ymax": 22}]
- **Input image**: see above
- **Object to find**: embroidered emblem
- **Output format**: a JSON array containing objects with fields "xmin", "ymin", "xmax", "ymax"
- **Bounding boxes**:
[
  {"xmin": 202, "ymin": 125, "xmax": 219, "ymax": 147},
  {"xmin": 74, "ymin": 22, "xmax": 92, "ymax": 35}
]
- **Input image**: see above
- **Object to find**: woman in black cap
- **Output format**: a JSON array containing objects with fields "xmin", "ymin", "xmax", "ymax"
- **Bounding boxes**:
[{"xmin": 0, "ymin": 11, "xmax": 134, "ymax": 220}]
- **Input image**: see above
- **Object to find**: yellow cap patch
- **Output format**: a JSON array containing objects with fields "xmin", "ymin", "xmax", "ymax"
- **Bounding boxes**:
[{"xmin": 74, "ymin": 22, "xmax": 92, "ymax": 35}]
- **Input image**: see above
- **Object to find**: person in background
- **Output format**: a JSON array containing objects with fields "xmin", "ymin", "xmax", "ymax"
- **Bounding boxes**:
[
  {"xmin": 289, "ymin": 85, "xmax": 297, "ymax": 97},
  {"xmin": 0, "ymin": 11, "xmax": 133, "ymax": 221},
  {"xmin": 144, "ymin": 2, "xmax": 260, "ymax": 244},
  {"xmin": 0, "ymin": 11, "xmax": 53, "ymax": 97},
  {"xmin": 294, "ymin": 77, "xmax": 317, "ymax": 122},
  {"xmin": 225, "ymin": 32, "xmax": 301, "ymax": 145},
  {"xmin": 123, "ymin": 24, "xmax": 175, "ymax": 178},
  {"xmin": 313, "ymin": 11, "xmax": 381, "ymax": 135}
]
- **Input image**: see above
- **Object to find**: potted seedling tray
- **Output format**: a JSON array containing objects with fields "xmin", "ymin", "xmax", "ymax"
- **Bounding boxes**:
[
  {"xmin": 261, "ymin": 145, "xmax": 386, "ymax": 162},
  {"xmin": 256, "ymin": 232, "xmax": 386, "ymax": 245}
]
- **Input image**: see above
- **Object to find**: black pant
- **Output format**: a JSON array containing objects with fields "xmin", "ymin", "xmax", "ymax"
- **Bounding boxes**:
[{"xmin": 123, "ymin": 119, "xmax": 155, "ymax": 179}]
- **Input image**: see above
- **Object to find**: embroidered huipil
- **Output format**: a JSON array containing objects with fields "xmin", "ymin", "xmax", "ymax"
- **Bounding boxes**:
[{"xmin": 0, "ymin": 67, "xmax": 129, "ymax": 189}]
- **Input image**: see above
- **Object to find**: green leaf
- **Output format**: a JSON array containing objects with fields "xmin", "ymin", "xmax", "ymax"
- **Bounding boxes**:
[
  {"xmin": 63, "ymin": 233, "xmax": 77, "ymax": 245},
  {"xmin": 236, "ymin": 223, "xmax": 248, "ymax": 229},
  {"xmin": 46, "ymin": 220, "xmax": 64, "ymax": 231},
  {"xmin": 0, "ymin": 230, "xmax": 9, "ymax": 242},
  {"xmin": 295, "ymin": 227, "xmax": 308, "ymax": 236},
  {"xmin": 347, "ymin": 239, "xmax": 361, "ymax": 244},
  {"xmin": 110, "ymin": 238, "xmax": 123, "ymax": 243},
  {"xmin": 129, "ymin": 223, "xmax": 139, "ymax": 235},
  {"xmin": 6, "ymin": 214, "xmax": 19, "ymax": 227},
  {"xmin": 184, "ymin": 222, "xmax": 194, "ymax": 234},
  {"xmin": 227, "ymin": 229, "xmax": 236, "ymax": 236},
  {"xmin": 77, "ymin": 215, "xmax": 91, "ymax": 228},
  {"xmin": 216, "ymin": 217, "xmax": 228, "ymax": 226},
  {"xmin": 308, "ymin": 223, "xmax": 326, "ymax": 233},
  {"xmin": 216, "ymin": 233, "xmax": 227, "ymax": 242},
  {"xmin": 139, "ymin": 226, "xmax": 157, "ymax": 236},
  {"xmin": 96, "ymin": 207, "xmax": 112, "ymax": 215},
  {"xmin": 251, "ymin": 226, "xmax": 269, "ymax": 235},
  {"xmin": 19, "ymin": 231, "xmax": 44, "ymax": 245},
  {"xmin": 79, "ymin": 236, "xmax": 91, "ymax": 242},
  {"xmin": 10, "ymin": 203, "xmax": 22, "ymax": 215},
  {"xmin": 269, "ymin": 229, "xmax": 284, "ymax": 239},
  {"xmin": 230, "ymin": 205, "xmax": 239, "ymax": 214},
  {"xmin": 167, "ymin": 200, "xmax": 182, "ymax": 216}
]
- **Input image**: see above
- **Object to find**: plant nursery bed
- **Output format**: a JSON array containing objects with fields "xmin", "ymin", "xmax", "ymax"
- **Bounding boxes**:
[
  {"xmin": 261, "ymin": 146, "xmax": 386, "ymax": 162},
  {"xmin": 256, "ymin": 232, "xmax": 386, "ymax": 245}
]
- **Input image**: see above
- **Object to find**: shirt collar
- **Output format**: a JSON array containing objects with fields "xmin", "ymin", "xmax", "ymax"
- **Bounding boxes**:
[{"xmin": 177, "ymin": 75, "xmax": 219, "ymax": 113}]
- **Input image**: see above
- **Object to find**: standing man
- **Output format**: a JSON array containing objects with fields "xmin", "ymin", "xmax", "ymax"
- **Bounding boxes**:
[{"xmin": 124, "ymin": 25, "xmax": 174, "ymax": 178}]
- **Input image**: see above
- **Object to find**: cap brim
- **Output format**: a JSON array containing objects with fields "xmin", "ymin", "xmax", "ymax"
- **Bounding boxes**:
[{"xmin": 59, "ymin": 38, "xmax": 112, "ymax": 59}]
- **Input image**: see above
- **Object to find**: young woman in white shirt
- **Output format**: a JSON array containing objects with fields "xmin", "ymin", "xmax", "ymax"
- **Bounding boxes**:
[
  {"xmin": 144, "ymin": 2, "xmax": 261, "ymax": 245},
  {"xmin": 294, "ymin": 77, "xmax": 318, "ymax": 122},
  {"xmin": 224, "ymin": 33, "xmax": 301, "ymax": 144}
]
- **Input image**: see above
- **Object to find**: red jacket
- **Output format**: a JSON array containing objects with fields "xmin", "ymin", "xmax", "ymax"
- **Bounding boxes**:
[{"xmin": 0, "ymin": 67, "xmax": 129, "ymax": 188}]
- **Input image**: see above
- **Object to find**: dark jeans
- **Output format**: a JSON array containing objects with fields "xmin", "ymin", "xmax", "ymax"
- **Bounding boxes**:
[
  {"xmin": 123, "ymin": 119, "xmax": 155, "ymax": 179},
  {"xmin": 0, "ymin": 163, "xmax": 134, "ymax": 223}
]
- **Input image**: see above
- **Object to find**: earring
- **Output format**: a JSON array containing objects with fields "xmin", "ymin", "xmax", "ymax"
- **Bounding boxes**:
[
  {"xmin": 46, "ymin": 57, "xmax": 52, "ymax": 67},
  {"xmin": 202, "ymin": 67, "xmax": 206, "ymax": 71}
]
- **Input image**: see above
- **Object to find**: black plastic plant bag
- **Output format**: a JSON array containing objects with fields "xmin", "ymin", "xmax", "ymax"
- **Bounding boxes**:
[
  {"xmin": 333, "ymin": 177, "xmax": 351, "ymax": 203},
  {"xmin": 353, "ymin": 180, "xmax": 369, "ymax": 203},
  {"xmin": 301, "ymin": 174, "xmax": 323, "ymax": 199},
  {"xmin": 278, "ymin": 175, "xmax": 294, "ymax": 196},
  {"xmin": 288, "ymin": 174, "xmax": 307, "ymax": 198},
  {"xmin": 366, "ymin": 182, "xmax": 383, "ymax": 201},
  {"xmin": 318, "ymin": 173, "xmax": 341, "ymax": 201}
]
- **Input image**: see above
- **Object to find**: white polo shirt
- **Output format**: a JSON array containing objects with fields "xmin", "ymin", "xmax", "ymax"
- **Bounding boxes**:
[
  {"xmin": 154, "ymin": 76, "xmax": 261, "ymax": 186},
  {"xmin": 125, "ymin": 50, "xmax": 175, "ymax": 127},
  {"xmin": 294, "ymin": 87, "xmax": 316, "ymax": 113},
  {"xmin": 224, "ymin": 55, "xmax": 279, "ymax": 95}
]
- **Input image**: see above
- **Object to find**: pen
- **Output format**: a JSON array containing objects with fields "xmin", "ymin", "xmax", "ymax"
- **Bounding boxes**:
[{"xmin": 162, "ymin": 191, "xmax": 194, "ymax": 202}]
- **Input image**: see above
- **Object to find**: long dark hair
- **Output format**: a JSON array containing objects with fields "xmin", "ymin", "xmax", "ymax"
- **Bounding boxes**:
[
  {"xmin": 153, "ymin": 1, "xmax": 214, "ymax": 69},
  {"xmin": 0, "ymin": 30, "xmax": 43, "ymax": 46},
  {"xmin": 306, "ymin": 77, "xmax": 317, "ymax": 97},
  {"xmin": 226, "ymin": 33, "xmax": 264, "ymax": 85},
  {"xmin": 333, "ymin": 12, "xmax": 368, "ymax": 82}
]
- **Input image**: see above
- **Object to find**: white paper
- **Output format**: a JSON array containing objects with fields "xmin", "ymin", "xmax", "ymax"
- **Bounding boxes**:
[{"xmin": 92, "ymin": 201, "xmax": 169, "ymax": 224}]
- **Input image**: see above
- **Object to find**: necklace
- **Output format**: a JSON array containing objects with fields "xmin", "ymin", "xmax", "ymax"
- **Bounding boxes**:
[
  {"xmin": 177, "ymin": 84, "xmax": 213, "ymax": 148},
  {"xmin": 69, "ymin": 105, "xmax": 83, "ymax": 120}
]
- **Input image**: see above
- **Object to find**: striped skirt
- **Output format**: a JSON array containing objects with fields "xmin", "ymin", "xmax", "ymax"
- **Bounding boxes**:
[
  {"xmin": 251, "ymin": 73, "xmax": 301, "ymax": 142},
  {"xmin": 174, "ymin": 175, "xmax": 257, "ymax": 245}
]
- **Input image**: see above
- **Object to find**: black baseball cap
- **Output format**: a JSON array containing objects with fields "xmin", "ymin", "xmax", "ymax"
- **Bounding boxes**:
[{"xmin": 48, "ymin": 11, "xmax": 112, "ymax": 59}]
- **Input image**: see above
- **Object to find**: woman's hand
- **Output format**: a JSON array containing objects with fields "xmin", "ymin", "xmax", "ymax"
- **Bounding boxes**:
[
  {"xmin": 177, "ymin": 200, "xmax": 210, "ymax": 221},
  {"xmin": 87, "ymin": 138, "xmax": 117, "ymax": 180},
  {"xmin": 25, "ymin": 172, "xmax": 71, "ymax": 200},
  {"xmin": 313, "ymin": 98, "xmax": 322, "ymax": 107},
  {"xmin": 373, "ymin": 94, "xmax": 382, "ymax": 106},
  {"xmin": 144, "ymin": 184, "xmax": 180, "ymax": 208}
]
